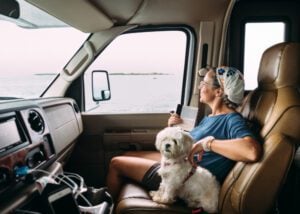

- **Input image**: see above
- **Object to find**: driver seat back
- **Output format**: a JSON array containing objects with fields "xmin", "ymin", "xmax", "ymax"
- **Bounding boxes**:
[{"xmin": 219, "ymin": 42, "xmax": 300, "ymax": 214}]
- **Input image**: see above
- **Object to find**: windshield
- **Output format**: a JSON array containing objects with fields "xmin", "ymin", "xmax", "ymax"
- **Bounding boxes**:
[{"xmin": 0, "ymin": 0, "xmax": 87, "ymax": 99}]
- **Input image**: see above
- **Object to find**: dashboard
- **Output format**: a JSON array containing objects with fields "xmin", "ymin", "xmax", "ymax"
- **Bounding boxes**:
[{"xmin": 0, "ymin": 97, "xmax": 82, "ymax": 212}]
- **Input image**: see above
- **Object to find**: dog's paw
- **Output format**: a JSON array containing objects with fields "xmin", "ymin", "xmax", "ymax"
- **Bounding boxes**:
[
  {"xmin": 159, "ymin": 196, "xmax": 175, "ymax": 204},
  {"xmin": 149, "ymin": 191, "xmax": 163, "ymax": 203},
  {"xmin": 151, "ymin": 193, "xmax": 175, "ymax": 204},
  {"xmin": 187, "ymin": 199, "xmax": 202, "ymax": 209},
  {"xmin": 149, "ymin": 190, "xmax": 157, "ymax": 198}
]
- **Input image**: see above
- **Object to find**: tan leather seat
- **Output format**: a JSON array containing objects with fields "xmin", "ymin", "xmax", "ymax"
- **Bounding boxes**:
[
  {"xmin": 115, "ymin": 42, "xmax": 300, "ymax": 214},
  {"xmin": 220, "ymin": 42, "xmax": 300, "ymax": 214}
]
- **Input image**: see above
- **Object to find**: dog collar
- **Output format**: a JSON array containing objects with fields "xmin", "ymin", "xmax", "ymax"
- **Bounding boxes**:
[
  {"xmin": 163, "ymin": 157, "xmax": 189, "ymax": 167},
  {"xmin": 182, "ymin": 164, "xmax": 197, "ymax": 184},
  {"xmin": 192, "ymin": 207, "xmax": 203, "ymax": 214},
  {"xmin": 163, "ymin": 161, "xmax": 177, "ymax": 167}
]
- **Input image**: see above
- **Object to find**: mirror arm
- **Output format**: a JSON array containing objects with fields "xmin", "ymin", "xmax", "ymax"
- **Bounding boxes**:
[{"xmin": 0, "ymin": 0, "xmax": 20, "ymax": 19}]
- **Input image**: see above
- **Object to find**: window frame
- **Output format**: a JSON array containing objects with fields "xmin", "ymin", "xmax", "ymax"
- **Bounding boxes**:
[
  {"xmin": 240, "ymin": 17, "xmax": 290, "ymax": 72},
  {"xmin": 227, "ymin": 15, "xmax": 290, "ymax": 89},
  {"xmin": 83, "ymin": 25, "xmax": 196, "ymax": 113},
  {"xmin": 227, "ymin": 0, "xmax": 295, "ymax": 79}
]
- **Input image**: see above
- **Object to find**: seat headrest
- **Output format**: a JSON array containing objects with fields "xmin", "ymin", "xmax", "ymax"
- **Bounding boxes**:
[{"xmin": 258, "ymin": 42, "xmax": 300, "ymax": 89}]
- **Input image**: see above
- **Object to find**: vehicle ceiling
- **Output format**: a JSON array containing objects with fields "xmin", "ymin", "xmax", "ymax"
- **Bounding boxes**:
[{"xmin": 27, "ymin": 0, "xmax": 232, "ymax": 32}]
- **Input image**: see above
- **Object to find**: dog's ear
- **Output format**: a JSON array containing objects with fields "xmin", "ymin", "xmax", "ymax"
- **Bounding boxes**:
[
  {"xmin": 181, "ymin": 131, "xmax": 194, "ymax": 147},
  {"xmin": 174, "ymin": 129, "xmax": 193, "ymax": 155},
  {"xmin": 155, "ymin": 128, "xmax": 165, "ymax": 151},
  {"xmin": 174, "ymin": 131, "xmax": 183, "ymax": 140}
]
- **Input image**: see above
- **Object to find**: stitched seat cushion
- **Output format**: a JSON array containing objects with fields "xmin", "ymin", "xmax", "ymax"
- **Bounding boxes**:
[{"xmin": 116, "ymin": 183, "xmax": 192, "ymax": 214}]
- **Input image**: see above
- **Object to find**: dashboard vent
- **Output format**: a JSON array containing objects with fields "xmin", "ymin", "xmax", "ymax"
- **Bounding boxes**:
[{"xmin": 28, "ymin": 110, "xmax": 44, "ymax": 133}]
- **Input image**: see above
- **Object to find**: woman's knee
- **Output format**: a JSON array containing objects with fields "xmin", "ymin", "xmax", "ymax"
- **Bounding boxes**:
[
  {"xmin": 108, "ymin": 155, "xmax": 157, "ymax": 181},
  {"xmin": 109, "ymin": 156, "xmax": 125, "ymax": 171},
  {"xmin": 123, "ymin": 151, "xmax": 161, "ymax": 161}
]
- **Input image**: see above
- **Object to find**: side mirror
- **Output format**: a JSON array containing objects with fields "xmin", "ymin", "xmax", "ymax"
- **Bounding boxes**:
[
  {"xmin": 92, "ymin": 70, "xmax": 111, "ymax": 101},
  {"xmin": 0, "ymin": 0, "xmax": 20, "ymax": 19}
]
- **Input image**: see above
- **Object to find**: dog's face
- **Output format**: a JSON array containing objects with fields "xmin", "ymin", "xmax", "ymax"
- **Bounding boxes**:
[{"xmin": 155, "ymin": 127, "xmax": 194, "ymax": 159}]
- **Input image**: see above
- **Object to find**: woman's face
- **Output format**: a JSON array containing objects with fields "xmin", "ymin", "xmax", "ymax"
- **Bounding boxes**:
[{"xmin": 198, "ymin": 70, "xmax": 219, "ymax": 104}]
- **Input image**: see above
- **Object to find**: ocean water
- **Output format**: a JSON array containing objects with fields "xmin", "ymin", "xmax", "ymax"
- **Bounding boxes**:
[
  {"xmin": 0, "ymin": 74, "xmax": 55, "ymax": 98},
  {"xmin": 0, "ymin": 74, "xmax": 181, "ymax": 113},
  {"xmin": 88, "ymin": 74, "xmax": 182, "ymax": 113}
]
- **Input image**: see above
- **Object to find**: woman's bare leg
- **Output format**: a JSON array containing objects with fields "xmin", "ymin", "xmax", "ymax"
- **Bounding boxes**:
[
  {"xmin": 123, "ymin": 151, "xmax": 161, "ymax": 161},
  {"xmin": 106, "ymin": 155, "xmax": 158, "ymax": 200}
]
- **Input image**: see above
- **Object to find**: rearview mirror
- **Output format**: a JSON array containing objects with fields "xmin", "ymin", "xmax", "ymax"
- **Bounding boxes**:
[
  {"xmin": 0, "ymin": 0, "xmax": 20, "ymax": 19},
  {"xmin": 92, "ymin": 70, "xmax": 111, "ymax": 101}
]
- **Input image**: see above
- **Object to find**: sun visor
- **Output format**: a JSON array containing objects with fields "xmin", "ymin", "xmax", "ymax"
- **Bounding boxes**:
[{"xmin": 26, "ymin": 0, "xmax": 113, "ymax": 33}]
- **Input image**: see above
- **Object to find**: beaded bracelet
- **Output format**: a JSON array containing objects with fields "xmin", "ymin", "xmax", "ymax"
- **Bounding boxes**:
[{"xmin": 201, "ymin": 136, "xmax": 215, "ymax": 152}]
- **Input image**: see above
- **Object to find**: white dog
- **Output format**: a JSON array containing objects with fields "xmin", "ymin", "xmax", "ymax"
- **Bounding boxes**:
[{"xmin": 149, "ymin": 127, "xmax": 220, "ymax": 213}]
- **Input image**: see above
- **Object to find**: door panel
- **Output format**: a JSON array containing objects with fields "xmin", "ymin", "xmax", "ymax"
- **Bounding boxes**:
[{"xmin": 66, "ymin": 113, "xmax": 168, "ymax": 187}]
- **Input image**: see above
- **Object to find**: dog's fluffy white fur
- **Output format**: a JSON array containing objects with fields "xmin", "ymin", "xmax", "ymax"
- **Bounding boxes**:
[{"xmin": 149, "ymin": 127, "xmax": 220, "ymax": 213}]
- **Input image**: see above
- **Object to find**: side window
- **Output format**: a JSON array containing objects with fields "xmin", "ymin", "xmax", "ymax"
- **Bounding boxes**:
[
  {"xmin": 0, "ymin": 21, "xmax": 86, "ymax": 98},
  {"xmin": 84, "ymin": 30, "xmax": 188, "ymax": 113},
  {"xmin": 243, "ymin": 22, "xmax": 285, "ymax": 90}
]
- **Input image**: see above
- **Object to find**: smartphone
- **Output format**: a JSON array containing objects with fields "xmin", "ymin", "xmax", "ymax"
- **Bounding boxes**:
[
  {"xmin": 175, "ymin": 104, "xmax": 182, "ymax": 115},
  {"xmin": 48, "ymin": 187, "xmax": 80, "ymax": 214}
]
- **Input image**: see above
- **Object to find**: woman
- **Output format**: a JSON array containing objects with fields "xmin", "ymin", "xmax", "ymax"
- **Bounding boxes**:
[{"xmin": 106, "ymin": 66, "xmax": 262, "ymax": 200}]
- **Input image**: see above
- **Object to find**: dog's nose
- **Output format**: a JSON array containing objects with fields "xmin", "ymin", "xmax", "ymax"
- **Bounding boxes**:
[{"xmin": 165, "ymin": 144, "xmax": 171, "ymax": 149}]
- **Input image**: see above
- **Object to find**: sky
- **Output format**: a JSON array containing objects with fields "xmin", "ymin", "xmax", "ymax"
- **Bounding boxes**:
[
  {"xmin": 0, "ymin": 21, "xmax": 87, "ymax": 75},
  {"xmin": 0, "ymin": 19, "xmax": 285, "ymax": 90},
  {"xmin": 0, "ymin": 21, "xmax": 186, "ymax": 76},
  {"xmin": 90, "ymin": 31, "xmax": 187, "ymax": 74}
]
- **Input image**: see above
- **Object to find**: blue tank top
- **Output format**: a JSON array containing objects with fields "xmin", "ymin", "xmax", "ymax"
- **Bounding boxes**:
[{"xmin": 189, "ymin": 112, "xmax": 255, "ymax": 183}]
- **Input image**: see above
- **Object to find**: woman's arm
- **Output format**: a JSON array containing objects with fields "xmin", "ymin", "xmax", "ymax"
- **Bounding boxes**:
[
  {"xmin": 188, "ymin": 136, "xmax": 262, "ymax": 163},
  {"xmin": 209, "ymin": 136, "xmax": 262, "ymax": 162},
  {"xmin": 167, "ymin": 113, "xmax": 183, "ymax": 126}
]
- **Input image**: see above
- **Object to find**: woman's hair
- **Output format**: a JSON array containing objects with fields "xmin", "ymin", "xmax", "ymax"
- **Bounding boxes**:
[
  {"xmin": 211, "ymin": 69, "xmax": 221, "ymax": 88},
  {"xmin": 222, "ymin": 95, "xmax": 239, "ymax": 109}
]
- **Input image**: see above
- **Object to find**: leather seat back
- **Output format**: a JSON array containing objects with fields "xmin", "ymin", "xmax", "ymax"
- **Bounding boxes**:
[{"xmin": 219, "ymin": 42, "xmax": 300, "ymax": 214}]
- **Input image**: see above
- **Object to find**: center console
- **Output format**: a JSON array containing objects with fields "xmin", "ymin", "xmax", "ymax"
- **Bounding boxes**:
[
  {"xmin": 14, "ymin": 163, "xmax": 113, "ymax": 214},
  {"xmin": 0, "ymin": 106, "xmax": 55, "ymax": 198},
  {"xmin": 0, "ymin": 98, "xmax": 103, "ymax": 213}
]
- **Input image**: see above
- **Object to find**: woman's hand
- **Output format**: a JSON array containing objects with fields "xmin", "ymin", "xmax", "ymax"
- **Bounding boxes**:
[
  {"xmin": 167, "ymin": 113, "xmax": 183, "ymax": 127},
  {"xmin": 188, "ymin": 141, "xmax": 204, "ymax": 164}
]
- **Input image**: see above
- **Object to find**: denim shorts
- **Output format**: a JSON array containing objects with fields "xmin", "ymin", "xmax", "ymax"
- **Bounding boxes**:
[{"xmin": 141, "ymin": 163, "xmax": 161, "ymax": 190}]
